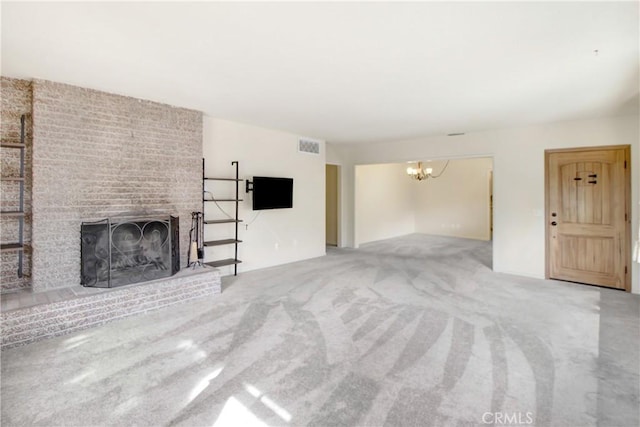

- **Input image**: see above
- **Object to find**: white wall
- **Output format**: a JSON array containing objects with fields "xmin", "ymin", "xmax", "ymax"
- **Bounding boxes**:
[
  {"xmin": 414, "ymin": 158, "xmax": 493, "ymax": 240},
  {"xmin": 355, "ymin": 163, "xmax": 415, "ymax": 244},
  {"xmin": 337, "ymin": 114, "xmax": 639, "ymax": 293},
  {"xmin": 202, "ymin": 117, "xmax": 326, "ymax": 275}
]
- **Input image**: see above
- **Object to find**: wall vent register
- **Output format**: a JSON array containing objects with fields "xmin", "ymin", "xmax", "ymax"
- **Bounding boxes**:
[{"xmin": 298, "ymin": 138, "xmax": 320, "ymax": 155}]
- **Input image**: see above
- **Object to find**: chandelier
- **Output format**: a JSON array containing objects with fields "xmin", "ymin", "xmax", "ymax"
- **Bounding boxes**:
[{"xmin": 406, "ymin": 161, "xmax": 449, "ymax": 181}]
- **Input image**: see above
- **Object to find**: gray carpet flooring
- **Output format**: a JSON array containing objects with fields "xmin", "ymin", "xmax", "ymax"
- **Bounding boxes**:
[{"xmin": 1, "ymin": 234, "xmax": 639, "ymax": 426}]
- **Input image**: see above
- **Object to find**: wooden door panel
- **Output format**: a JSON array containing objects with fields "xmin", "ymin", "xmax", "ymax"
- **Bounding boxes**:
[
  {"xmin": 560, "ymin": 161, "xmax": 612, "ymax": 225},
  {"xmin": 559, "ymin": 235, "xmax": 614, "ymax": 274},
  {"xmin": 547, "ymin": 146, "xmax": 629, "ymax": 290}
]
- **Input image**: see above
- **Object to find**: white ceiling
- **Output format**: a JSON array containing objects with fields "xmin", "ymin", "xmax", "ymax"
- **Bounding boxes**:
[{"xmin": 1, "ymin": 2, "xmax": 638, "ymax": 144}]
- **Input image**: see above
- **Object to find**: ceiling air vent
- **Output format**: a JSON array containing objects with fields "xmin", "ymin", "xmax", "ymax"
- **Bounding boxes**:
[{"xmin": 298, "ymin": 138, "xmax": 321, "ymax": 155}]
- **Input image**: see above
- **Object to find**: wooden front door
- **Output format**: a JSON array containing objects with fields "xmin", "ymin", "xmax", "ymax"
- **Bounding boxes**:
[{"xmin": 546, "ymin": 146, "xmax": 630, "ymax": 291}]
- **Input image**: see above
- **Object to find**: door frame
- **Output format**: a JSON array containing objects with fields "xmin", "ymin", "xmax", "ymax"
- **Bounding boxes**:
[{"xmin": 544, "ymin": 144, "xmax": 631, "ymax": 291}]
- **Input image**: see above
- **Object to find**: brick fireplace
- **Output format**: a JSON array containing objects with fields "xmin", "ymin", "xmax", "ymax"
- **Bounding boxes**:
[
  {"xmin": 29, "ymin": 79, "xmax": 202, "ymax": 291},
  {"xmin": 1, "ymin": 78, "xmax": 219, "ymax": 348}
]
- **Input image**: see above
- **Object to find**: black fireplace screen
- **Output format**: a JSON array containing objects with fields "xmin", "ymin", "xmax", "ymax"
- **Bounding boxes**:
[{"xmin": 81, "ymin": 216, "xmax": 179, "ymax": 288}]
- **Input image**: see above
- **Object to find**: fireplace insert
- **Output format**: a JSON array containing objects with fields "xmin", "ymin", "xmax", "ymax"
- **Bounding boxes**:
[{"xmin": 81, "ymin": 216, "xmax": 179, "ymax": 287}]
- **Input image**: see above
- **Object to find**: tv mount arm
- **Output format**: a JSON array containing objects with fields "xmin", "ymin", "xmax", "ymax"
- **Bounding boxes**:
[{"xmin": 246, "ymin": 180, "xmax": 253, "ymax": 193}]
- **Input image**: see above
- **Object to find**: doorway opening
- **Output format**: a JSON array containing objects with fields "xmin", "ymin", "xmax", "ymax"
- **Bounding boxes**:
[
  {"xmin": 489, "ymin": 170, "xmax": 494, "ymax": 240},
  {"xmin": 353, "ymin": 157, "xmax": 494, "ymax": 270},
  {"xmin": 326, "ymin": 164, "xmax": 340, "ymax": 247}
]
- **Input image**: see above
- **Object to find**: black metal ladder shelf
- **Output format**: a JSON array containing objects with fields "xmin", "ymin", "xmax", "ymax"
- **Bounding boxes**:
[
  {"xmin": 202, "ymin": 159, "xmax": 242, "ymax": 275},
  {"xmin": 0, "ymin": 114, "xmax": 27, "ymax": 277}
]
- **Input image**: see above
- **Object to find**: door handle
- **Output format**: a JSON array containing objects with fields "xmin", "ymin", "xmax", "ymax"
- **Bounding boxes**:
[{"xmin": 551, "ymin": 221, "xmax": 557, "ymax": 226}]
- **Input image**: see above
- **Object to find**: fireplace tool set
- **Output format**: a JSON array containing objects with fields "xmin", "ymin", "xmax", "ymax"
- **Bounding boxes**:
[{"xmin": 188, "ymin": 211, "xmax": 204, "ymax": 268}]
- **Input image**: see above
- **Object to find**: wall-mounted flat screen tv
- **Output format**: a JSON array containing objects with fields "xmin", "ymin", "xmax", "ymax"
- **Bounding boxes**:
[{"xmin": 252, "ymin": 176, "xmax": 293, "ymax": 210}]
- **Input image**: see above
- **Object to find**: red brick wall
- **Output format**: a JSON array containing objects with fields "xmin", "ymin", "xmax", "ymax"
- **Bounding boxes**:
[
  {"xmin": 31, "ymin": 80, "xmax": 202, "ymax": 291},
  {"xmin": 1, "ymin": 77, "xmax": 33, "ymax": 291}
]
